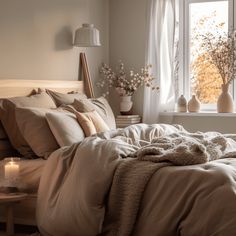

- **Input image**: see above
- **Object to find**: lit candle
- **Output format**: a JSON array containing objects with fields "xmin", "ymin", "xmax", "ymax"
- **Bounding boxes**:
[{"xmin": 5, "ymin": 160, "xmax": 19, "ymax": 180}]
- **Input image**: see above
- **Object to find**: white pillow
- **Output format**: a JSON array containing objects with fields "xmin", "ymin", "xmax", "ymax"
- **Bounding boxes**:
[{"xmin": 46, "ymin": 112, "xmax": 85, "ymax": 147}]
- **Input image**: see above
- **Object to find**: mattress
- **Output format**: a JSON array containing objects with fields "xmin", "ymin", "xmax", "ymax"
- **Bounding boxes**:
[{"xmin": 0, "ymin": 158, "xmax": 46, "ymax": 193}]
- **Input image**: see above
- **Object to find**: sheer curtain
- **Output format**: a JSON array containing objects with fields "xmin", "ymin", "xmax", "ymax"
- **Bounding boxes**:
[{"xmin": 143, "ymin": 0, "xmax": 178, "ymax": 123}]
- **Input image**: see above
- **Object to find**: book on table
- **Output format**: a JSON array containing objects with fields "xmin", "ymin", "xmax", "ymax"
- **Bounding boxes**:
[
  {"xmin": 116, "ymin": 115, "xmax": 140, "ymax": 119},
  {"xmin": 116, "ymin": 119, "xmax": 141, "ymax": 124}
]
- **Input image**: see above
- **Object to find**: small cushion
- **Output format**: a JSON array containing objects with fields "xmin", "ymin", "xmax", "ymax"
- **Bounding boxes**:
[
  {"xmin": 0, "ymin": 92, "xmax": 56, "ymax": 157},
  {"xmin": 46, "ymin": 89, "xmax": 87, "ymax": 106},
  {"xmin": 76, "ymin": 110, "xmax": 110, "ymax": 137},
  {"xmin": 46, "ymin": 112, "xmax": 85, "ymax": 147},
  {"xmin": 15, "ymin": 107, "xmax": 60, "ymax": 158},
  {"xmin": 72, "ymin": 97, "xmax": 116, "ymax": 129}
]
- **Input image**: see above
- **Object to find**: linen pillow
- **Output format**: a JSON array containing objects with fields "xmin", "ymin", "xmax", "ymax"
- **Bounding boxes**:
[
  {"xmin": 46, "ymin": 112, "xmax": 85, "ymax": 147},
  {"xmin": 46, "ymin": 89, "xmax": 87, "ymax": 107},
  {"xmin": 0, "ymin": 140, "xmax": 19, "ymax": 159},
  {"xmin": 0, "ymin": 92, "xmax": 56, "ymax": 157},
  {"xmin": 76, "ymin": 110, "xmax": 110, "ymax": 137},
  {"xmin": 0, "ymin": 122, "xmax": 7, "ymax": 140},
  {"xmin": 15, "ymin": 107, "xmax": 60, "ymax": 158},
  {"xmin": 72, "ymin": 97, "xmax": 116, "ymax": 129}
]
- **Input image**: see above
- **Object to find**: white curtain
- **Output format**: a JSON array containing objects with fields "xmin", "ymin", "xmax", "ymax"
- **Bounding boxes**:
[{"xmin": 143, "ymin": 0, "xmax": 178, "ymax": 123}]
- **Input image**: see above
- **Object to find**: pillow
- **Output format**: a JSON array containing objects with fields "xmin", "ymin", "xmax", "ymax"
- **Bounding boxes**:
[
  {"xmin": 72, "ymin": 97, "xmax": 116, "ymax": 129},
  {"xmin": 15, "ymin": 107, "xmax": 60, "ymax": 158},
  {"xmin": 46, "ymin": 112, "xmax": 85, "ymax": 147},
  {"xmin": 0, "ymin": 92, "xmax": 56, "ymax": 157},
  {"xmin": 0, "ymin": 140, "xmax": 19, "ymax": 159},
  {"xmin": 46, "ymin": 89, "xmax": 87, "ymax": 106},
  {"xmin": 76, "ymin": 110, "xmax": 110, "ymax": 137},
  {"xmin": 0, "ymin": 122, "xmax": 7, "ymax": 140}
]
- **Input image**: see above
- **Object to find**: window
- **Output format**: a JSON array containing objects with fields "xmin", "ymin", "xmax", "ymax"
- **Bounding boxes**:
[{"xmin": 179, "ymin": 0, "xmax": 234, "ymax": 110}]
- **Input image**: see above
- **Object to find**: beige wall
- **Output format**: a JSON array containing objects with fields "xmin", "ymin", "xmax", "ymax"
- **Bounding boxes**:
[
  {"xmin": 0, "ymin": 0, "xmax": 109, "ymax": 96},
  {"xmin": 109, "ymin": 0, "xmax": 147, "ymax": 115},
  {"xmin": 160, "ymin": 114, "xmax": 236, "ymax": 134}
]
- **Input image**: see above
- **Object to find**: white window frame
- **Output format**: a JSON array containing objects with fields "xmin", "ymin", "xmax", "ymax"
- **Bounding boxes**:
[{"xmin": 179, "ymin": 0, "xmax": 234, "ymax": 111}]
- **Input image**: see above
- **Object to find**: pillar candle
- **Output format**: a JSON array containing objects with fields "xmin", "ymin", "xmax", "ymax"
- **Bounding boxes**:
[{"xmin": 5, "ymin": 161, "xmax": 19, "ymax": 180}]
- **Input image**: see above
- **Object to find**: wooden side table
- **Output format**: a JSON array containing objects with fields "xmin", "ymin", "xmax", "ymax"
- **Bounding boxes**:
[{"xmin": 0, "ymin": 193, "xmax": 28, "ymax": 236}]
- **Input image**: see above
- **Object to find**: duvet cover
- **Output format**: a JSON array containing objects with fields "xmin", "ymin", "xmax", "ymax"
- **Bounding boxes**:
[{"xmin": 37, "ymin": 124, "xmax": 236, "ymax": 236}]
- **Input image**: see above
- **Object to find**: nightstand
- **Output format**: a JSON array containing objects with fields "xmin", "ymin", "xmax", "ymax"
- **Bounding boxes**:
[
  {"xmin": 0, "ymin": 193, "xmax": 28, "ymax": 236},
  {"xmin": 116, "ymin": 115, "xmax": 142, "ymax": 128}
]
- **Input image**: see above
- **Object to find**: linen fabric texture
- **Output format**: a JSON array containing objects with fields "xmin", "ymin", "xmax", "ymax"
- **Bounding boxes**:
[
  {"xmin": 0, "ymin": 92, "xmax": 56, "ymax": 158},
  {"xmin": 72, "ymin": 97, "xmax": 116, "ymax": 129},
  {"xmin": 46, "ymin": 112, "xmax": 85, "ymax": 147},
  {"xmin": 15, "ymin": 107, "xmax": 60, "ymax": 158},
  {"xmin": 76, "ymin": 110, "xmax": 110, "ymax": 137},
  {"xmin": 46, "ymin": 89, "xmax": 87, "ymax": 107}
]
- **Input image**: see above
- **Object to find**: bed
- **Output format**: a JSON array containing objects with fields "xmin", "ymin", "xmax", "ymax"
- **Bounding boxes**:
[
  {"xmin": 36, "ymin": 125, "xmax": 236, "ymax": 236},
  {"xmin": 0, "ymin": 78, "xmax": 93, "ymax": 226},
  {"xmin": 1, "ymin": 78, "xmax": 236, "ymax": 236}
]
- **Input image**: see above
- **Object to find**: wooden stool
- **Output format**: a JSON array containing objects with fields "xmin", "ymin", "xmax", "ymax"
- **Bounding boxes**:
[{"xmin": 0, "ymin": 193, "xmax": 28, "ymax": 236}]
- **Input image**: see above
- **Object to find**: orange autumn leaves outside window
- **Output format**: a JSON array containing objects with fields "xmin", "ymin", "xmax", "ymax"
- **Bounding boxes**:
[{"xmin": 190, "ymin": 2, "xmax": 230, "ymax": 104}]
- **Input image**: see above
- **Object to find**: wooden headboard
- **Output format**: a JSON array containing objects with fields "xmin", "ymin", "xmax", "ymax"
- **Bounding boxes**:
[{"xmin": 0, "ymin": 79, "xmax": 93, "ymax": 98}]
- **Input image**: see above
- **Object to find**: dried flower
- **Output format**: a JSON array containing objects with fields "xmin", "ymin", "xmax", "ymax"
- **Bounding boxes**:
[
  {"xmin": 98, "ymin": 62, "xmax": 159, "ymax": 97},
  {"xmin": 197, "ymin": 31, "xmax": 236, "ymax": 85}
]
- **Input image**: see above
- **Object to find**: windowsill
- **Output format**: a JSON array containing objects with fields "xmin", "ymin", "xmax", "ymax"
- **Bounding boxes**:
[{"xmin": 160, "ymin": 111, "xmax": 236, "ymax": 117}]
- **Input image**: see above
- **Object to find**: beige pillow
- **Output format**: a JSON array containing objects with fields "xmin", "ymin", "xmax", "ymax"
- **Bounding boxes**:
[
  {"xmin": 0, "ymin": 140, "xmax": 18, "ymax": 159},
  {"xmin": 15, "ymin": 107, "xmax": 60, "ymax": 158},
  {"xmin": 46, "ymin": 112, "xmax": 85, "ymax": 147},
  {"xmin": 0, "ymin": 92, "xmax": 56, "ymax": 157},
  {"xmin": 46, "ymin": 89, "xmax": 87, "ymax": 107},
  {"xmin": 72, "ymin": 97, "xmax": 116, "ymax": 129},
  {"xmin": 76, "ymin": 110, "xmax": 110, "ymax": 137},
  {"xmin": 0, "ymin": 122, "xmax": 7, "ymax": 140}
]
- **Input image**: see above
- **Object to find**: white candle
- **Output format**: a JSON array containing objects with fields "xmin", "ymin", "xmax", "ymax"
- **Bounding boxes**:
[{"xmin": 5, "ymin": 161, "xmax": 19, "ymax": 180}]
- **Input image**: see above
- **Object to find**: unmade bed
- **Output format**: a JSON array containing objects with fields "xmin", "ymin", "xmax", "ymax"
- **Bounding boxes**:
[
  {"xmin": 0, "ymin": 79, "xmax": 236, "ymax": 235},
  {"xmin": 37, "ymin": 124, "xmax": 236, "ymax": 236}
]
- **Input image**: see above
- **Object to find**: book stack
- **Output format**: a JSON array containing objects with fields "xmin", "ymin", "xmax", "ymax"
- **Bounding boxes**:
[{"xmin": 116, "ymin": 115, "xmax": 141, "ymax": 128}]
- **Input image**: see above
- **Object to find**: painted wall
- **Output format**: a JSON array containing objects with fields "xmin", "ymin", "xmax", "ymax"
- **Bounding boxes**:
[
  {"xmin": 109, "ymin": 0, "xmax": 147, "ymax": 115},
  {"xmin": 0, "ymin": 0, "xmax": 109, "ymax": 96},
  {"xmin": 160, "ymin": 114, "xmax": 236, "ymax": 134}
]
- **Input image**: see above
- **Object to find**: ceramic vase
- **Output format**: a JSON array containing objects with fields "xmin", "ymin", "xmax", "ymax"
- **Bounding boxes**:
[
  {"xmin": 217, "ymin": 83, "xmax": 234, "ymax": 113},
  {"xmin": 177, "ymin": 95, "xmax": 187, "ymax": 112},
  {"xmin": 120, "ymin": 95, "xmax": 133, "ymax": 115},
  {"xmin": 188, "ymin": 95, "xmax": 200, "ymax": 112}
]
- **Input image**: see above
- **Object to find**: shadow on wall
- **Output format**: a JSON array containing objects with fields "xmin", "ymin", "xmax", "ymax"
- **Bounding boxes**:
[{"xmin": 54, "ymin": 26, "xmax": 73, "ymax": 51}]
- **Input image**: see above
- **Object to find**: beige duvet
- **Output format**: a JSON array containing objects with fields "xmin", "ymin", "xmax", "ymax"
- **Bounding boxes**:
[{"xmin": 37, "ymin": 124, "xmax": 236, "ymax": 236}]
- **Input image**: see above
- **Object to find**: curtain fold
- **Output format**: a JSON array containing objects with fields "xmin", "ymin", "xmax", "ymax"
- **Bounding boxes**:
[{"xmin": 143, "ymin": 0, "xmax": 178, "ymax": 124}]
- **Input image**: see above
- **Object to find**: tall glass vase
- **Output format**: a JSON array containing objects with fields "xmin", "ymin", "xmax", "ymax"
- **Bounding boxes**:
[{"xmin": 217, "ymin": 83, "xmax": 234, "ymax": 113}]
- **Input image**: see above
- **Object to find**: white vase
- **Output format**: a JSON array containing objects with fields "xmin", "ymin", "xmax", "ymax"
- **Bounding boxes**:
[
  {"xmin": 177, "ymin": 95, "xmax": 187, "ymax": 112},
  {"xmin": 120, "ymin": 96, "xmax": 133, "ymax": 115},
  {"xmin": 217, "ymin": 84, "xmax": 234, "ymax": 113},
  {"xmin": 188, "ymin": 95, "xmax": 200, "ymax": 112}
]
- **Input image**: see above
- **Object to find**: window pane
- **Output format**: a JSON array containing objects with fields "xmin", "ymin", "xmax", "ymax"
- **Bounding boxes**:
[{"xmin": 189, "ymin": 1, "xmax": 228, "ymax": 104}]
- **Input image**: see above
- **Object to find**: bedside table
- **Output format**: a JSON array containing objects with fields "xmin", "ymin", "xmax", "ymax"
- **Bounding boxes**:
[
  {"xmin": 116, "ymin": 115, "xmax": 142, "ymax": 128},
  {"xmin": 0, "ymin": 193, "xmax": 28, "ymax": 236}
]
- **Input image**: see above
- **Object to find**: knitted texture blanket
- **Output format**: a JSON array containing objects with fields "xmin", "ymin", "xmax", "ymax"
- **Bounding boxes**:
[{"xmin": 102, "ymin": 131, "xmax": 236, "ymax": 236}]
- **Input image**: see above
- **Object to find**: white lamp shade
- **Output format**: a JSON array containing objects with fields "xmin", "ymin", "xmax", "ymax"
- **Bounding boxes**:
[{"xmin": 74, "ymin": 23, "xmax": 101, "ymax": 47}]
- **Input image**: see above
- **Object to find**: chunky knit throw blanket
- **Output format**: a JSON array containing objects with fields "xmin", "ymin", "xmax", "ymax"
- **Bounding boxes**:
[{"xmin": 102, "ymin": 132, "xmax": 236, "ymax": 236}]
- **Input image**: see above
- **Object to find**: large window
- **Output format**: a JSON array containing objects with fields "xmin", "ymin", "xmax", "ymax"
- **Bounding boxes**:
[{"xmin": 179, "ymin": 0, "xmax": 234, "ymax": 110}]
